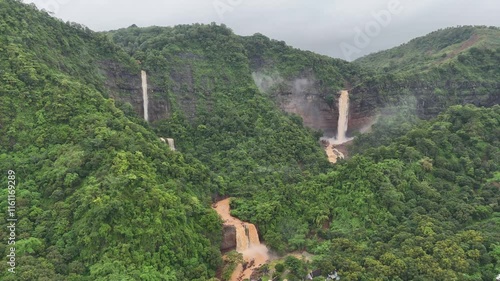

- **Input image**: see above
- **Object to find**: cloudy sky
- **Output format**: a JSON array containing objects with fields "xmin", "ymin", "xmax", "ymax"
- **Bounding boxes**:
[{"xmin": 24, "ymin": 0, "xmax": 500, "ymax": 60}]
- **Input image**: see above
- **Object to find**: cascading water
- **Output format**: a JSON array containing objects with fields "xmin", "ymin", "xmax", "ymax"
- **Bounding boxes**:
[
  {"xmin": 235, "ymin": 224, "xmax": 249, "ymax": 252},
  {"xmin": 335, "ymin": 90, "xmax": 350, "ymax": 144},
  {"xmin": 320, "ymin": 90, "xmax": 351, "ymax": 163},
  {"xmin": 234, "ymin": 224, "xmax": 262, "ymax": 253},
  {"xmin": 166, "ymin": 138, "xmax": 176, "ymax": 151},
  {"xmin": 213, "ymin": 199, "xmax": 269, "ymax": 281},
  {"xmin": 160, "ymin": 138, "xmax": 176, "ymax": 151},
  {"xmin": 246, "ymin": 224, "xmax": 260, "ymax": 247},
  {"xmin": 141, "ymin": 70, "xmax": 149, "ymax": 122}
]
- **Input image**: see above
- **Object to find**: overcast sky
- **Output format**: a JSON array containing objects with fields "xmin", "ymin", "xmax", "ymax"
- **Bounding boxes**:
[{"xmin": 24, "ymin": 0, "xmax": 500, "ymax": 60}]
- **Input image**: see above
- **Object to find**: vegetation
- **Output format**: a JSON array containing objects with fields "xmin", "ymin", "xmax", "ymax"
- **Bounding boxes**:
[
  {"xmin": 0, "ymin": 1, "xmax": 498, "ymax": 280},
  {"xmin": 352, "ymin": 27, "xmax": 500, "ymax": 119},
  {"xmin": 0, "ymin": 1, "xmax": 221, "ymax": 280},
  {"xmin": 108, "ymin": 24, "xmax": 333, "ymax": 196},
  {"xmin": 355, "ymin": 26, "xmax": 500, "ymax": 74},
  {"xmin": 233, "ymin": 105, "xmax": 500, "ymax": 280}
]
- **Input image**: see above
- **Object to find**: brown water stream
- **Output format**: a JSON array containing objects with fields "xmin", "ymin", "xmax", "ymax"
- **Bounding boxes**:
[{"xmin": 213, "ymin": 198, "xmax": 269, "ymax": 281}]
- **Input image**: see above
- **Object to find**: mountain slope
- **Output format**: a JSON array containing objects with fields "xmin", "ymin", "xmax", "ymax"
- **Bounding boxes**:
[
  {"xmin": 108, "ymin": 24, "xmax": 335, "ymax": 196},
  {"xmin": 349, "ymin": 26, "xmax": 500, "ymax": 121},
  {"xmin": 232, "ymin": 104, "xmax": 500, "ymax": 280},
  {"xmin": 0, "ymin": 1, "xmax": 221, "ymax": 280},
  {"xmin": 355, "ymin": 25, "xmax": 500, "ymax": 74}
]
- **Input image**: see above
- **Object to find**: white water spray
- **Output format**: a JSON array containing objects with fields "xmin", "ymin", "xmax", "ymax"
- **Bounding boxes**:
[
  {"xmin": 166, "ymin": 138, "xmax": 175, "ymax": 151},
  {"xmin": 141, "ymin": 70, "xmax": 149, "ymax": 122}
]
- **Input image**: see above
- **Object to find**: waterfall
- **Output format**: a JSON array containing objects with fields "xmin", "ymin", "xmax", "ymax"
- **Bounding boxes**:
[
  {"xmin": 213, "ymin": 199, "xmax": 269, "ymax": 281},
  {"xmin": 160, "ymin": 138, "xmax": 176, "ymax": 151},
  {"xmin": 246, "ymin": 224, "xmax": 260, "ymax": 247},
  {"xmin": 235, "ymin": 224, "xmax": 250, "ymax": 252},
  {"xmin": 141, "ymin": 70, "xmax": 149, "ymax": 122},
  {"xmin": 320, "ymin": 90, "xmax": 351, "ymax": 163},
  {"xmin": 336, "ymin": 90, "xmax": 349, "ymax": 143},
  {"xmin": 166, "ymin": 138, "xmax": 176, "ymax": 151},
  {"xmin": 234, "ymin": 222, "xmax": 261, "ymax": 253}
]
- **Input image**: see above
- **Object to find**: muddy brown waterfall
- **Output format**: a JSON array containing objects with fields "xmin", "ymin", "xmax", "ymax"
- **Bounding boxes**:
[
  {"xmin": 214, "ymin": 199, "xmax": 269, "ymax": 281},
  {"xmin": 336, "ymin": 90, "xmax": 349, "ymax": 144}
]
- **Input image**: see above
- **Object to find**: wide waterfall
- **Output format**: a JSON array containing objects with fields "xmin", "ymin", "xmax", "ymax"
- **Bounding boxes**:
[
  {"xmin": 141, "ymin": 70, "xmax": 149, "ymax": 122},
  {"xmin": 336, "ymin": 90, "xmax": 350, "ymax": 143},
  {"xmin": 213, "ymin": 199, "xmax": 269, "ymax": 281}
]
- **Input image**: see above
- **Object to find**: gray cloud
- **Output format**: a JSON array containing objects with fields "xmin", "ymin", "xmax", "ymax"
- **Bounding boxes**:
[{"xmin": 24, "ymin": 0, "xmax": 500, "ymax": 60}]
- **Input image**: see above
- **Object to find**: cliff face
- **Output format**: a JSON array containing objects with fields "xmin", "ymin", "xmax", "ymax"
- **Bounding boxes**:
[
  {"xmin": 221, "ymin": 225, "xmax": 237, "ymax": 251},
  {"xmin": 99, "ymin": 60, "xmax": 143, "ymax": 115},
  {"xmin": 351, "ymin": 80, "xmax": 500, "ymax": 119},
  {"xmin": 100, "ymin": 28, "xmax": 499, "ymax": 135},
  {"xmin": 252, "ymin": 71, "xmax": 378, "ymax": 137},
  {"xmin": 252, "ymin": 75, "xmax": 500, "ymax": 138},
  {"xmin": 99, "ymin": 60, "xmax": 171, "ymax": 122},
  {"xmin": 99, "ymin": 56, "xmax": 499, "ymax": 137},
  {"xmin": 269, "ymin": 76, "xmax": 338, "ymax": 136}
]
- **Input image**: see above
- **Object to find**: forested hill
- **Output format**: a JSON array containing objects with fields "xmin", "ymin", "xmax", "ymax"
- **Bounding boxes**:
[
  {"xmin": 0, "ymin": 0, "xmax": 499, "ymax": 280},
  {"xmin": 350, "ymin": 26, "xmax": 500, "ymax": 120},
  {"xmin": 106, "ymin": 23, "xmax": 358, "ymax": 196},
  {"xmin": 0, "ymin": 1, "xmax": 223, "ymax": 280},
  {"xmin": 231, "ymin": 104, "xmax": 500, "ymax": 280},
  {"xmin": 355, "ymin": 26, "xmax": 500, "ymax": 74}
]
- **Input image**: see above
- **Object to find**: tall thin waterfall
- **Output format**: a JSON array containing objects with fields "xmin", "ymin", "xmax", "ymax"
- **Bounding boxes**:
[
  {"xmin": 141, "ymin": 70, "xmax": 149, "ymax": 122},
  {"xmin": 336, "ymin": 90, "xmax": 349, "ymax": 143}
]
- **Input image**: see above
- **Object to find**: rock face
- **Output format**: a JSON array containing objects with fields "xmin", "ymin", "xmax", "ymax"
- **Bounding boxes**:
[
  {"xmin": 98, "ymin": 59, "xmax": 499, "ymax": 134},
  {"xmin": 221, "ymin": 225, "xmax": 237, "ymax": 251},
  {"xmin": 272, "ymin": 78, "xmax": 338, "ymax": 136},
  {"xmin": 253, "ymin": 72, "xmax": 378, "ymax": 137},
  {"xmin": 99, "ymin": 60, "xmax": 171, "ymax": 122},
  {"xmin": 99, "ymin": 60, "xmax": 143, "ymax": 115},
  {"xmin": 254, "ymin": 71, "xmax": 499, "ymax": 137},
  {"xmin": 351, "ymin": 80, "xmax": 500, "ymax": 119}
]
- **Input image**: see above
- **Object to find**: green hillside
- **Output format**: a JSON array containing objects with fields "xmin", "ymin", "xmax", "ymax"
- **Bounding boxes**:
[
  {"xmin": 355, "ymin": 26, "xmax": 500, "ymax": 74},
  {"xmin": 351, "ymin": 26, "xmax": 500, "ymax": 120},
  {"xmin": 107, "ymin": 24, "xmax": 352, "ymax": 196},
  {"xmin": 0, "ymin": 0, "xmax": 499, "ymax": 280},
  {"xmin": 232, "ymin": 104, "xmax": 500, "ymax": 280},
  {"xmin": 0, "ymin": 1, "xmax": 221, "ymax": 280}
]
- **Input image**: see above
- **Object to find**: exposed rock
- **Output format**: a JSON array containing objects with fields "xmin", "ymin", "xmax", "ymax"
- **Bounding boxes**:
[
  {"xmin": 351, "ymin": 80, "xmax": 500, "ymax": 119},
  {"xmin": 254, "ymin": 72, "xmax": 378, "ymax": 137},
  {"xmin": 98, "ymin": 57, "xmax": 499, "ymax": 133},
  {"xmin": 99, "ymin": 60, "xmax": 143, "ymax": 115},
  {"xmin": 221, "ymin": 225, "xmax": 237, "ymax": 251},
  {"xmin": 98, "ymin": 60, "xmax": 171, "ymax": 122}
]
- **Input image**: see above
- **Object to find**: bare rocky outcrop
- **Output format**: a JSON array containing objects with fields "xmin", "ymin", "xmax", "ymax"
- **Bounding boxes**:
[
  {"xmin": 253, "ymin": 69, "xmax": 499, "ymax": 138},
  {"xmin": 253, "ymin": 71, "xmax": 378, "ymax": 137},
  {"xmin": 98, "ymin": 60, "xmax": 171, "ymax": 122},
  {"xmin": 221, "ymin": 225, "xmax": 237, "ymax": 251},
  {"xmin": 351, "ymin": 80, "xmax": 500, "ymax": 119}
]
